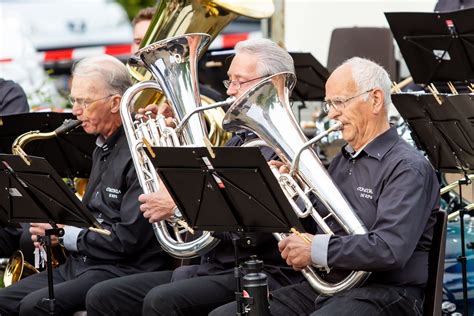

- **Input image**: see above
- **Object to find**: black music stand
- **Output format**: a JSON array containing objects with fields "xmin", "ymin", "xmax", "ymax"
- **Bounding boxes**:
[
  {"xmin": 392, "ymin": 93, "xmax": 474, "ymax": 173},
  {"xmin": 385, "ymin": 8, "xmax": 474, "ymax": 87},
  {"xmin": 0, "ymin": 112, "xmax": 95, "ymax": 178},
  {"xmin": 147, "ymin": 146, "xmax": 304, "ymax": 315},
  {"xmin": 392, "ymin": 92, "xmax": 474, "ymax": 315},
  {"xmin": 0, "ymin": 153, "xmax": 103, "ymax": 316},
  {"xmin": 147, "ymin": 146, "xmax": 302, "ymax": 233}
]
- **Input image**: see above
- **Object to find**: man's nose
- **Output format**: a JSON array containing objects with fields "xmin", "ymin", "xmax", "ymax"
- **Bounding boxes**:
[
  {"xmin": 327, "ymin": 107, "xmax": 340, "ymax": 120},
  {"xmin": 72, "ymin": 103, "xmax": 83, "ymax": 116},
  {"xmin": 226, "ymin": 85, "xmax": 237, "ymax": 97}
]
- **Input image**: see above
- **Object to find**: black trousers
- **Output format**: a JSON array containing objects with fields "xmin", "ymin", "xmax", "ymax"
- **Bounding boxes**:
[
  {"xmin": 86, "ymin": 270, "xmax": 237, "ymax": 316},
  {"xmin": 0, "ymin": 266, "xmax": 117, "ymax": 315},
  {"xmin": 210, "ymin": 281, "xmax": 424, "ymax": 316}
]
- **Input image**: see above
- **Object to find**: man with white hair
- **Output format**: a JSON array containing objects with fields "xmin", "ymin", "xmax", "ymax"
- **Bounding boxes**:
[
  {"xmin": 262, "ymin": 57, "xmax": 440, "ymax": 316},
  {"xmin": 0, "ymin": 55, "xmax": 169, "ymax": 315}
]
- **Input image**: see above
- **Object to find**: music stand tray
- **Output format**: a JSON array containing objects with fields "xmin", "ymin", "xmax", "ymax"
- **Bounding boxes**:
[
  {"xmin": 146, "ymin": 146, "xmax": 304, "ymax": 233},
  {"xmin": 0, "ymin": 154, "xmax": 101, "ymax": 228},
  {"xmin": 385, "ymin": 8, "xmax": 474, "ymax": 85}
]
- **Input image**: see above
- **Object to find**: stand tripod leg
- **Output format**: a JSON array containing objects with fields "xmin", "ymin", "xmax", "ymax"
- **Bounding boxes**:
[
  {"xmin": 44, "ymin": 235, "xmax": 55, "ymax": 316},
  {"xmin": 39, "ymin": 227, "xmax": 64, "ymax": 316},
  {"xmin": 233, "ymin": 238, "xmax": 244, "ymax": 316},
  {"xmin": 457, "ymin": 177, "xmax": 471, "ymax": 316}
]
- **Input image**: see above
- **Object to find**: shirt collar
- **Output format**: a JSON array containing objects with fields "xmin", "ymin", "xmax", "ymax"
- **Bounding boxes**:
[
  {"xmin": 95, "ymin": 126, "xmax": 123, "ymax": 152},
  {"xmin": 342, "ymin": 127, "xmax": 398, "ymax": 161}
]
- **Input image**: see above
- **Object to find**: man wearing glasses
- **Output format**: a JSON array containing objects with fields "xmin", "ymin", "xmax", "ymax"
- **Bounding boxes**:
[
  {"xmin": 249, "ymin": 57, "xmax": 439, "ymax": 316},
  {"xmin": 0, "ymin": 55, "xmax": 170, "ymax": 315},
  {"xmin": 85, "ymin": 38, "xmax": 309, "ymax": 316}
]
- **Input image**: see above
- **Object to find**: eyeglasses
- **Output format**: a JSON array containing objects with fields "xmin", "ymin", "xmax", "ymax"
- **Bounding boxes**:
[
  {"xmin": 222, "ymin": 75, "xmax": 268, "ymax": 91},
  {"xmin": 322, "ymin": 89, "xmax": 373, "ymax": 114},
  {"xmin": 68, "ymin": 94, "xmax": 114, "ymax": 109}
]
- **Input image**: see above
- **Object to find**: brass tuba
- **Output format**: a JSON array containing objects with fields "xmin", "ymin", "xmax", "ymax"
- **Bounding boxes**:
[
  {"xmin": 127, "ymin": 0, "xmax": 275, "ymax": 146},
  {"xmin": 120, "ymin": 33, "xmax": 235, "ymax": 259},
  {"xmin": 222, "ymin": 72, "xmax": 371, "ymax": 295}
]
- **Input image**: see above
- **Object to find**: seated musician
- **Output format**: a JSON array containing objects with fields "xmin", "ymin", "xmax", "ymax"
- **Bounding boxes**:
[
  {"xmin": 0, "ymin": 224, "xmax": 36, "ymax": 265},
  {"xmin": 213, "ymin": 57, "xmax": 440, "ymax": 315},
  {"xmin": 0, "ymin": 226, "xmax": 21, "ymax": 259},
  {"xmin": 85, "ymin": 38, "xmax": 309, "ymax": 316},
  {"xmin": 0, "ymin": 54, "xmax": 171, "ymax": 315},
  {"xmin": 131, "ymin": 6, "xmax": 156, "ymax": 54}
]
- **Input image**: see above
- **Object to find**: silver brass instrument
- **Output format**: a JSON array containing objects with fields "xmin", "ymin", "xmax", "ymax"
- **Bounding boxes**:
[
  {"xmin": 222, "ymin": 72, "xmax": 370, "ymax": 295},
  {"xmin": 127, "ymin": 0, "xmax": 275, "ymax": 147},
  {"xmin": 120, "ymin": 33, "xmax": 235, "ymax": 259}
]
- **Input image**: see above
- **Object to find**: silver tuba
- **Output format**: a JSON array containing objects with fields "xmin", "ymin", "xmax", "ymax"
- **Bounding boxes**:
[
  {"xmin": 222, "ymin": 72, "xmax": 371, "ymax": 295},
  {"xmin": 120, "ymin": 33, "xmax": 233, "ymax": 259}
]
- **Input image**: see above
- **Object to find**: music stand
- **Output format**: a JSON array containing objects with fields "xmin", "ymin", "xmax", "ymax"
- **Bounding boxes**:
[
  {"xmin": 392, "ymin": 93, "xmax": 474, "ymax": 173},
  {"xmin": 385, "ymin": 9, "xmax": 474, "ymax": 86},
  {"xmin": 147, "ymin": 146, "xmax": 302, "ymax": 233},
  {"xmin": 0, "ymin": 153, "xmax": 104, "ymax": 315},
  {"xmin": 392, "ymin": 92, "xmax": 474, "ymax": 315},
  {"xmin": 146, "ymin": 146, "xmax": 304, "ymax": 315},
  {"xmin": 0, "ymin": 112, "xmax": 95, "ymax": 178}
]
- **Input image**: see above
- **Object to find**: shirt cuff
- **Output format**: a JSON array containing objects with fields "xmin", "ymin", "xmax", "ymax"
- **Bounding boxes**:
[
  {"xmin": 62, "ymin": 226, "xmax": 83, "ymax": 252},
  {"xmin": 311, "ymin": 234, "xmax": 331, "ymax": 270}
]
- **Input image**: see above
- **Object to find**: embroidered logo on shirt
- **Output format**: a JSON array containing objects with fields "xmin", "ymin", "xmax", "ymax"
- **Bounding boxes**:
[
  {"xmin": 357, "ymin": 186, "xmax": 373, "ymax": 200},
  {"xmin": 106, "ymin": 187, "xmax": 121, "ymax": 199}
]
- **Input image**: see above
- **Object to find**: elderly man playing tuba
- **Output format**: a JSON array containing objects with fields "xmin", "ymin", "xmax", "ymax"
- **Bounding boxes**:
[
  {"xmin": 213, "ymin": 57, "xmax": 439, "ymax": 316},
  {"xmin": 0, "ymin": 55, "xmax": 170, "ymax": 315}
]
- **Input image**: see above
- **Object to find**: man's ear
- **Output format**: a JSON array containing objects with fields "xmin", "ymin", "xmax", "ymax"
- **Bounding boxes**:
[
  {"xmin": 110, "ymin": 95, "xmax": 120, "ymax": 114},
  {"xmin": 371, "ymin": 89, "xmax": 384, "ymax": 114}
]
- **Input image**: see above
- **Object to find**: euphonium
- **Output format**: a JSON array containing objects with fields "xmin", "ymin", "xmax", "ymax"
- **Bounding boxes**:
[
  {"xmin": 120, "ymin": 33, "xmax": 234, "ymax": 259},
  {"xmin": 222, "ymin": 72, "xmax": 371, "ymax": 295},
  {"xmin": 127, "ymin": 0, "xmax": 275, "ymax": 146}
]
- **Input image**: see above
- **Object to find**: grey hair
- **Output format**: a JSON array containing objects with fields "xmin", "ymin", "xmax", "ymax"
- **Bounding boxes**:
[
  {"xmin": 234, "ymin": 38, "xmax": 295, "ymax": 75},
  {"xmin": 341, "ymin": 57, "xmax": 392, "ymax": 108},
  {"xmin": 71, "ymin": 54, "xmax": 131, "ymax": 95}
]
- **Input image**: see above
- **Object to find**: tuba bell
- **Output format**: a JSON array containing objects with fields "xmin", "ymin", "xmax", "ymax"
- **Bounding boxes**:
[
  {"xmin": 3, "ymin": 250, "xmax": 39, "ymax": 287},
  {"xmin": 222, "ymin": 72, "xmax": 371, "ymax": 295},
  {"xmin": 127, "ymin": 0, "xmax": 275, "ymax": 146},
  {"xmin": 120, "ymin": 33, "xmax": 235, "ymax": 259}
]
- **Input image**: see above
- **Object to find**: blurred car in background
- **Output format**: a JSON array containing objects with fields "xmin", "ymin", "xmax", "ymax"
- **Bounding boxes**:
[
  {"xmin": 0, "ymin": 17, "xmax": 67, "ymax": 111},
  {"xmin": 0, "ymin": 0, "xmax": 133, "ymax": 72}
]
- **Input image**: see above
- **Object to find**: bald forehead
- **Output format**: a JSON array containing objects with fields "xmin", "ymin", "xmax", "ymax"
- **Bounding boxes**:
[
  {"xmin": 228, "ymin": 52, "xmax": 259, "ymax": 78},
  {"xmin": 326, "ymin": 64, "xmax": 357, "ymax": 95},
  {"xmin": 72, "ymin": 74, "xmax": 108, "ymax": 93}
]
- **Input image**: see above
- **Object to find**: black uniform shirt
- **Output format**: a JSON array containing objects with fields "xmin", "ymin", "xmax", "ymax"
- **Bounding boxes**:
[
  {"xmin": 312, "ymin": 127, "xmax": 439, "ymax": 286},
  {"xmin": 0, "ymin": 79, "xmax": 29, "ymax": 115},
  {"xmin": 63, "ymin": 126, "xmax": 170, "ymax": 277}
]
